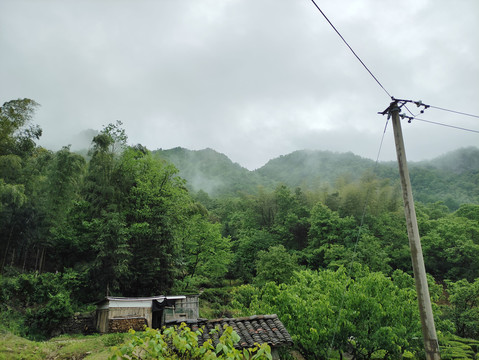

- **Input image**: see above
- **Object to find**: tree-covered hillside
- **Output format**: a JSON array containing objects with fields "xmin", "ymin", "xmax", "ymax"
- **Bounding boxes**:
[
  {"xmin": 256, "ymin": 150, "xmax": 379, "ymax": 188},
  {"xmin": 154, "ymin": 146, "xmax": 479, "ymax": 208},
  {"xmin": 2, "ymin": 99, "xmax": 478, "ymax": 359},
  {"xmin": 408, "ymin": 147, "xmax": 479, "ymax": 208},
  {"xmin": 153, "ymin": 147, "xmax": 272, "ymax": 196}
]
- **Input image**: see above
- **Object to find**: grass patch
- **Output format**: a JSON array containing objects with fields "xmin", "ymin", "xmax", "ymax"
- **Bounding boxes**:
[{"xmin": 0, "ymin": 331, "xmax": 132, "ymax": 360}]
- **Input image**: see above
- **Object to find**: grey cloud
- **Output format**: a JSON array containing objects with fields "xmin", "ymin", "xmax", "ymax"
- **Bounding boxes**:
[{"xmin": 1, "ymin": 0, "xmax": 477, "ymax": 170}]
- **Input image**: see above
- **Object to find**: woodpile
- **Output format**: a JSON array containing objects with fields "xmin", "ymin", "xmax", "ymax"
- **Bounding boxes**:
[{"xmin": 109, "ymin": 317, "xmax": 147, "ymax": 333}]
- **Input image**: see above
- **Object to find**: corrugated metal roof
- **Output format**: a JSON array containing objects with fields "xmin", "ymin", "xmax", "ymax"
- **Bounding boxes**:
[{"xmin": 96, "ymin": 295, "xmax": 187, "ymax": 307}]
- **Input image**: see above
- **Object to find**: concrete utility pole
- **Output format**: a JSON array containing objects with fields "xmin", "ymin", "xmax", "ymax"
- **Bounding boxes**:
[{"xmin": 389, "ymin": 102, "xmax": 441, "ymax": 360}]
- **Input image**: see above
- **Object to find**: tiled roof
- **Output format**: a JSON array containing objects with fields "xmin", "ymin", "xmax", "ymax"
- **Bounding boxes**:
[{"xmin": 165, "ymin": 314, "xmax": 293, "ymax": 349}]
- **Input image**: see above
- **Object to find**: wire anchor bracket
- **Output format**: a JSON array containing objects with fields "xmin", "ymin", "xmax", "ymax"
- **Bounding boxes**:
[{"xmin": 379, "ymin": 98, "xmax": 430, "ymax": 122}]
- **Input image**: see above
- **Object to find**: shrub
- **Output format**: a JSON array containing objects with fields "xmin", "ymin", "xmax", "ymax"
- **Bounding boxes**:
[
  {"xmin": 26, "ymin": 290, "xmax": 74, "ymax": 338},
  {"xmin": 109, "ymin": 323, "xmax": 272, "ymax": 360},
  {"xmin": 102, "ymin": 332, "xmax": 127, "ymax": 347}
]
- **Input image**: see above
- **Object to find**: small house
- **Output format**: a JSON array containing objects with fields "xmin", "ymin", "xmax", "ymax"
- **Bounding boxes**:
[{"xmin": 95, "ymin": 295, "xmax": 199, "ymax": 333}]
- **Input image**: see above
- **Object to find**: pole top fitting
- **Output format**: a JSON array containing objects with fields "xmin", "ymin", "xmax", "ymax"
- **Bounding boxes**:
[{"xmin": 378, "ymin": 101, "xmax": 400, "ymax": 120}]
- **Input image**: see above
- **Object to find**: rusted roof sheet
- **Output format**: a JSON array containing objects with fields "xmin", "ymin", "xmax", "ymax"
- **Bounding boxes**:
[
  {"xmin": 95, "ymin": 295, "xmax": 186, "ymax": 307},
  {"xmin": 165, "ymin": 314, "xmax": 293, "ymax": 349}
]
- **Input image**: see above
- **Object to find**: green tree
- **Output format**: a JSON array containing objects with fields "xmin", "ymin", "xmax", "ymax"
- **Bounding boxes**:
[
  {"xmin": 353, "ymin": 232, "xmax": 392, "ymax": 274},
  {"xmin": 0, "ymin": 180, "xmax": 27, "ymax": 272},
  {"xmin": 86, "ymin": 212, "xmax": 131, "ymax": 295},
  {"xmin": 271, "ymin": 185, "xmax": 310, "ymax": 250},
  {"xmin": 305, "ymin": 202, "xmax": 357, "ymax": 269},
  {"xmin": 0, "ymin": 154, "xmax": 22, "ymax": 183},
  {"xmin": 230, "ymin": 229, "xmax": 278, "ymax": 283},
  {"xmin": 0, "ymin": 99, "xmax": 46, "ymax": 273},
  {"xmin": 454, "ymin": 204, "xmax": 479, "ymax": 221},
  {"xmin": 444, "ymin": 278, "xmax": 479, "ymax": 339},
  {"xmin": 0, "ymin": 270, "xmax": 85, "ymax": 337},
  {"xmin": 0, "ymin": 99, "xmax": 41, "ymax": 157},
  {"xmin": 422, "ymin": 216, "xmax": 479, "ymax": 281},
  {"xmin": 83, "ymin": 130, "xmax": 117, "ymax": 216},
  {"xmin": 232, "ymin": 268, "xmax": 427, "ymax": 360},
  {"xmin": 368, "ymin": 211, "xmax": 410, "ymax": 272},
  {"xmin": 41, "ymin": 147, "xmax": 86, "ymax": 271},
  {"xmin": 334, "ymin": 173, "xmax": 401, "ymax": 220},
  {"xmin": 342, "ymin": 270, "xmax": 422, "ymax": 360},
  {"xmin": 175, "ymin": 214, "xmax": 232, "ymax": 290},
  {"xmin": 254, "ymin": 245, "xmax": 298, "ymax": 285},
  {"xmin": 117, "ymin": 147, "xmax": 191, "ymax": 296},
  {"xmin": 102, "ymin": 120, "xmax": 127, "ymax": 155},
  {"xmin": 76, "ymin": 124, "xmax": 129, "ymax": 296}
]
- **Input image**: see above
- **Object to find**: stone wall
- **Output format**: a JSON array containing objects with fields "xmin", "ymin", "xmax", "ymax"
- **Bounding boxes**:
[
  {"xmin": 59, "ymin": 313, "xmax": 96, "ymax": 335},
  {"xmin": 108, "ymin": 317, "xmax": 147, "ymax": 333}
]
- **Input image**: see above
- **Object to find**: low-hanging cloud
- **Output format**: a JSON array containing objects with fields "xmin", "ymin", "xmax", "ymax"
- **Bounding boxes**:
[{"xmin": 1, "ymin": 0, "xmax": 477, "ymax": 170}]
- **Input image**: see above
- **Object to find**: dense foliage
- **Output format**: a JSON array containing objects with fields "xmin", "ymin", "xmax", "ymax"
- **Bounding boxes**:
[
  {"xmin": 156, "ymin": 147, "xmax": 479, "ymax": 207},
  {"xmin": 231, "ymin": 268, "xmax": 427, "ymax": 359},
  {"xmin": 1, "ymin": 99, "xmax": 478, "ymax": 358},
  {"xmin": 109, "ymin": 324, "xmax": 272, "ymax": 360}
]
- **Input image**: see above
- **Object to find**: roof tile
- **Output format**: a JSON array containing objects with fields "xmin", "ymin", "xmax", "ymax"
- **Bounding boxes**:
[{"xmin": 165, "ymin": 314, "xmax": 293, "ymax": 349}]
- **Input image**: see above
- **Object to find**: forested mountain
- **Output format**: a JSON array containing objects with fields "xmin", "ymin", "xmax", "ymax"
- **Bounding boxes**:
[
  {"xmin": 256, "ymin": 150, "xmax": 380, "ymax": 187},
  {"xmin": 2, "ymin": 99, "xmax": 479, "ymax": 358},
  {"xmin": 155, "ymin": 146, "xmax": 479, "ymax": 208},
  {"xmin": 153, "ymin": 147, "xmax": 272, "ymax": 196},
  {"xmin": 408, "ymin": 148, "xmax": 479, "ymax": 208}
]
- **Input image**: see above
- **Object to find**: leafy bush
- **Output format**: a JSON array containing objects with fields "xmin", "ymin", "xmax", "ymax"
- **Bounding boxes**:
[
  {"xmin": 0, "ymin": 270, "xmax": 86, "ymax": 309},
  {"xmin": 26, "ymin": 290, "xmax": 74, "ymax": 338},
  {"xmin": 199, "ymin": 288, "xmax": 232, "ymax": 305},
  {"xmin": 0, "ymin": 271, "xmax": 86, "ymax": 338},
  {"xmin": 443, "ymin": 278, "xmax": 479, "ymax": 339},
  {"xmin": 0, "ymin": 306, "xmax": 26, "ymax": 337},
  {"xmin": 199, "ymin": 288, "xmax": 237, "ymax": 318},
  {"xmin": 109, "ymin": 323, "xmax": 272, "ymax": 360},
  {"xmin": 232, "ymin": 268, "xmax": 429, "ymax": 360},
  {"xmin": 254, "ymin": 245, "xmax": 298, "ymax": 285}
]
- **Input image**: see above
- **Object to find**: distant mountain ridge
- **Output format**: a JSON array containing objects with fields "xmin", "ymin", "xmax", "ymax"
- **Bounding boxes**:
[
  {"xmin": 153, "ymin": 147, "xmax": 272, "ymax": 196},
  {"xmin": 256, "ymin": 150, "xmax": 378, "ymax": 187},
  {"xmin": 153, "ymin": 146, "xmax": 479, "ymax": 207}
]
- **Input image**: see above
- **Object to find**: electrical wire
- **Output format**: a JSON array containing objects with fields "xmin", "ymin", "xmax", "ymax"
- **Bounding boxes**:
[
  {"xmin": 427, "ymin": 105, "xmax": 479, "ymax": 119},
  {"xmin": 306, "ymin": 2, "xmax": 476, "ymax": 355},
  {"xmin": 307, "ymin": 1, "xmax": 479, "ymax": 125},
  {"xmin": 392, "ymin": 98, "xmax": 479, "ymax": 120},
  {"xmin": 308, "ymin": 0, "xmax": 392, "ymax": 99},
  {"xmin": 387, "ymin": 99, "xmax": 479, "ymax": 133},
  {"xmin": 405, "ymin": 117, "xmax": 479, "ymax": 134}
]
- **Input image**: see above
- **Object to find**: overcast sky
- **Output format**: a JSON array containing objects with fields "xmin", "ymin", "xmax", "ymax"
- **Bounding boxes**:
[{"xmin": 1, "ymin": 0, "xmax": 478, "ymax": 170}]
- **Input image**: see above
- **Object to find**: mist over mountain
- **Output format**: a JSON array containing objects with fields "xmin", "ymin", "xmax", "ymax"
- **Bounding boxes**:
[
  {"xmin": 413, "ymin": 146, "xmax": 479, "ymax": 173},
  {"xmin": 153, "ymin": 147, "xmax": 273, "ymax": 196},
  {"xmin": 256, "ymin": 150, "xmax": 379, "ymax": 187},
  {"xmin": 154, "ymin": 146, "xmax": 479, "ymax": 208}
]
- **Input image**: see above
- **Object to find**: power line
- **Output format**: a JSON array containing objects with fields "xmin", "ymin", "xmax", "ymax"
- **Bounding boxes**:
[
  {"xmin": 403, "ymin": 116, "xmax": 479, "ymax": 134},
  {"xmin": 308, "ymin": 1, "xmax": 479, "ymax": 125},
  {"xmin": 380, "ymin": 100, "xmax": 479, "ymax": 133},
  {"xmin": 392, "ymin": 97, "xmax": 479, "ymax": 120},
  {"xmin": 427, "ymin": 105, "xmax": 479, "ymax": 119},
  {"xmin": 308, "ymin": 0, "xmax": 392, "ymax": 99}
]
